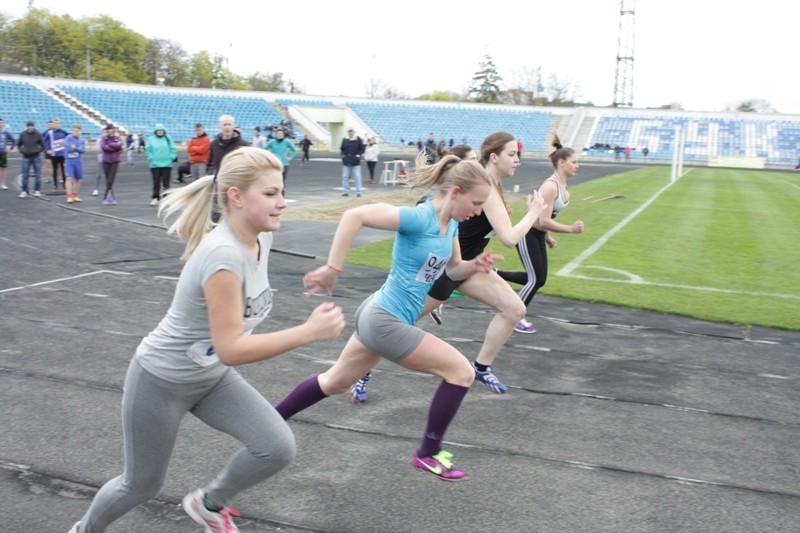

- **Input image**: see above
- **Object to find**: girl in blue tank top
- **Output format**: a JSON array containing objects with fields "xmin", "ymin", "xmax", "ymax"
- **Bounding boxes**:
[{"xmin": 276, "ymin": 153, "xmax": 501, "ymax": 481}]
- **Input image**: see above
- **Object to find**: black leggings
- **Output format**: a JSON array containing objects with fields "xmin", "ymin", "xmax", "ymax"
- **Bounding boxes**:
[
  {"xmin": 367, "ymin": 161, "xmax": 377, "ymax": 180},
  {"xmin": 150, "ymin": 167, "xmax": 171, "ymax": 199},
  {"xmin": 102, "ymin": 162, "xmax": 119, "ymax": 198},
  {"xmin": 496, "ymin": 228, "xmax": 548, "ymax": 307},
  {"xmin": 51, "ymin": 156, "xmax": 65, "ymax": 185}
]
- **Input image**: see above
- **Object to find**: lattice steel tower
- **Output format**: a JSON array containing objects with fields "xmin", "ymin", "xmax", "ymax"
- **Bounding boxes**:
[{"xmin": 612, "ymin": 0, "xmax": 636, "ymax": 107}]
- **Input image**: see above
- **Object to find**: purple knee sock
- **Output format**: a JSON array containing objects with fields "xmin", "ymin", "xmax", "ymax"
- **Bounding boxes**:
[
  {"xmin": 417, "ymin": 380, "xmax": 469, "ymax": 458},
  {"xmin": 275, "ymin": 375, "xmax": 328, "ymax": 420}
]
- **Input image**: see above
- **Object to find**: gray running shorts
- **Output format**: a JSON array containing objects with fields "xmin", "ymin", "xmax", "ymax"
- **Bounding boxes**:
[{"xmin": 353, "ymin": 294, "xmax": 426, "ymax": 363}]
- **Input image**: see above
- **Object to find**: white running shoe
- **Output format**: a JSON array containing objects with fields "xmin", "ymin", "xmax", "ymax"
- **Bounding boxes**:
[
  {"xmin": 182, "ymin": 489, "xmax": 241, "ymax": 533},
  {"xmin": 429, "ymin": 304, "xmax": 444, "ymax": 325}
]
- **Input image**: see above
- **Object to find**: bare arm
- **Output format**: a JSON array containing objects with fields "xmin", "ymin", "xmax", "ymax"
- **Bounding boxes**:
[
  {"xmin": 304, "ymin": 203, "xmax": 401, "ymax": 295},
  {"xmin": 535, "ymin": 181, "xmax": 584, "ymax": 234},
  {"xmin": 484, "ymin": 188, "xmax": 546, "ymax": 246},
  {"xmin": 205, "ymin": 270, "xmax": 345, "ymax": 366}
]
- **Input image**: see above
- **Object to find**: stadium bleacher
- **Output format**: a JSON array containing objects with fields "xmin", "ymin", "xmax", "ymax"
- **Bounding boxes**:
[
  {"xmin": 57, "ymin": 84, "xmax": 285, "ymax": 141},
  {"xmin": 346, "ymin": 101, "xmax": 551, "ymax": 152},
  {"xmin": 276, "ymin": 98, "xmax": 336, "ymax": 109},
  {"xmin": 0, "ymin": 79, "xmax": 100, "ymax": 137},
  {"xmin": 3, "ymin": 75, "xmax": 800, "ymax": 167},
  {"xmin": 586, "ymin": 113, "xmax": 800, "ymax": 166}
]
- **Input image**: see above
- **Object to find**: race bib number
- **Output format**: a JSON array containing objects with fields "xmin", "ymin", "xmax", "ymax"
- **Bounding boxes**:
[
  {"xmin": 415, "ymin": 252, "xmax": 449, "ymax": 283},
  {"xmin": 52, "ymin": 139, "xmax": 65, "ymax": 152}
]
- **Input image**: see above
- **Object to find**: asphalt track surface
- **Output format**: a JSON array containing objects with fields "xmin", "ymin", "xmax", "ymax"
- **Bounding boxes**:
[{"xmin": 1, "ymin": 150, "xmax": 799, "ymax": 533}]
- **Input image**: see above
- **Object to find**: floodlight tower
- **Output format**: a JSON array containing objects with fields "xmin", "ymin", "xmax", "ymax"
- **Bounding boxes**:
[{"xmin": 612, "ymin": 0, "xmax": 635, "ymax": 107}]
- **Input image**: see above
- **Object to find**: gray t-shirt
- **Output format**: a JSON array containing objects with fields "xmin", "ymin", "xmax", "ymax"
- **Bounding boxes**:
[{"xmin": 135, "ymin": 220, "xmax": 273, "ymax": 383}]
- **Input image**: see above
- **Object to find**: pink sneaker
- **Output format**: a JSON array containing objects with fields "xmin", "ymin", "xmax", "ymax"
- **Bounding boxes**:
[
  {"xmin": 182, "ymin": 489, "xmax": 241, "ymax": 533},
  {"xmin": 411, "ymin": 450, "xmax": 468, "ymax": 481}
]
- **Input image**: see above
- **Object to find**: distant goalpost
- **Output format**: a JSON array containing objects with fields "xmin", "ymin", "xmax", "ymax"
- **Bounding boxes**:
[{"xmin": 670, "ymin": 125, "xmax": 686, "ymax": 182}]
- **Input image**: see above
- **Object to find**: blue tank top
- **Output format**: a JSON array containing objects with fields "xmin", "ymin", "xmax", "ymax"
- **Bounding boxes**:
[{"xmin": 373, "ymin": 200, "xmax": 458, "ymax": 324}]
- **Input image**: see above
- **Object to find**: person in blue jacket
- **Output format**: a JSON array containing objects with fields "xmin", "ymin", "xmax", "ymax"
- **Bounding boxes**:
[
  {"xmin": 145, "ymin": 123, "xmax": 178, "ymax": 206},
  {"xmin": 63, "ymin": 123, "xmax": 88, "ymax": 203},
  {"xmin": 44, "ymin": 118, "xmax": 68, "ymax": 191}
]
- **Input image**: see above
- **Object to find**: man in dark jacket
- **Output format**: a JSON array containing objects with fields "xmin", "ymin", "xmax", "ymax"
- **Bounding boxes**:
[
  {"xmin": 340, "ymin": 128, "xmax": 364, "ymax": 197},
  {"xmin": 207, "ymin": 114, "xmax": 249, "ymax": 222},
  {"xmin": 206, "ymin": 114, "xmax": 249, "ymax": 177},
  {"xmin": 17, "ymin": 121, "xmax": 45, "ymax": 198}
]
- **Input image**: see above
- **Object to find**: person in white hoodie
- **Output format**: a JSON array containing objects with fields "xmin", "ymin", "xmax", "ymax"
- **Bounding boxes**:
[{"xmin": 364, "ymin": 137, "xmax": 380, "ymax": 184}]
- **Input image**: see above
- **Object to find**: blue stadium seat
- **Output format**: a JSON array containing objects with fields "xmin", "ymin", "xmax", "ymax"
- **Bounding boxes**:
[{"xmin": 56, "ymin": 85, "xmax": 285, "ymax": 141}]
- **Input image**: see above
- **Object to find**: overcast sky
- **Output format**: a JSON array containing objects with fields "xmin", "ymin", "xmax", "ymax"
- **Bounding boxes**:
[{"xmin": 5, "ymin": 0, "xmax": 799, "ymax": 114}]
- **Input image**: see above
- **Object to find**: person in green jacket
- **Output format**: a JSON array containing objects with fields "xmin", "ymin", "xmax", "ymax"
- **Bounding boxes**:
[
  {"xmin": 145, "ymin": 123, "xmax": 178, "ymax": 206},
  {"xmin": 264, "ymin": 127, "xmax": 297, "ymax": 190}
]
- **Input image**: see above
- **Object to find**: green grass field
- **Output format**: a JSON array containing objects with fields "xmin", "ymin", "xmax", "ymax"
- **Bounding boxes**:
[{"xmin": 346, "ymin": 166, "xmax": 800, "ymax": 331}]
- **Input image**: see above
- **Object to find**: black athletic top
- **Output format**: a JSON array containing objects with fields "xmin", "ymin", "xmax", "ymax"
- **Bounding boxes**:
[{"xmin": 457, "ymin": 212, "xmax": 494, "ymax": 260}]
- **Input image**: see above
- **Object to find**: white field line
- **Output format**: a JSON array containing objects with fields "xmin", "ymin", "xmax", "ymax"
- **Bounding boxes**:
[
  {"xmin": 558, "ymin": 170, "xmax": 690, "ymax": 277},
  {"xmin": 557, "ymin": 168, "xmax": 799, "ymax": 301},
  {"xmin": 0, "ymin": 270, "xmax": 132, "ymax": 294},
  {"xmin": 781, "ymin": 180, "xmax": 800, "ymax": 190},
  {"xmin": 566, "ymin": 273, "xmax": 800, "ymax": 301}
]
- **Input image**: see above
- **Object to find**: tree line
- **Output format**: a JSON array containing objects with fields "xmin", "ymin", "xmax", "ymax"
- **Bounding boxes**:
[
  {"xmin": 0, "ymin": 9, "xmax": 773, "ymax": 112},
  {"xmin": 0, "ymin": 8, "xmax": 299, "ymax": 92}
]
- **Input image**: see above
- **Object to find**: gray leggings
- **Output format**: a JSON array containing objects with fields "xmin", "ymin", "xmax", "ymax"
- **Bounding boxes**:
[{"xmin": 78, "ymin": 358, "xmax": 295, "ymax": 533}]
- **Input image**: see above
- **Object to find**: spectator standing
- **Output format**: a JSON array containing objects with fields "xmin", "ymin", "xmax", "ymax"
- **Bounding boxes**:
[
  {"xmin": 517, "ymin": 139, "xmax": 524, "ymax": 159},
  {"xmin": 207, "ymin": 115, "xmax": 249, "ymax": 177},
  {"xmin": 0, "ymin": 118, "xmax": 15, "ymax": 190},
  {"xmin": 364, "ymin": 138, "xmax": 380, "ymax": 184},
  {"xmin": 42, "ymin": 120, "xmax": 53, "ymax": 184},
  {"xmin": 340, "ymin": 128, "xmax": 364, "ymax": 197},
  {"xmin": 137, "ymin": 132, "xmax": 146, "ymax": 153},
  {"xmin": 424, "ymin": 133, "xmax": 438, "ymax": 164},
  {"xmin": 145, "ymin": 124, "xmax": 178, "ymax": 206},
  {"xmin": 299, "ymin": 135, "xmax": 313, "ymax": 163},
  {"xmin": 187, "ymin": 123, "xmax": 211, "ymax": 181},
  {"xmin": 100, "ymin": 123, "xmax": 124, "ymax": 205},
  {"xmin": 16, "ymin": 121, "xmax": 44, "ymax": 198},
  {"xmin": 44, "ymin": 118, "xmax": 68, "ymax": 190},
  {"xmin": 264, "ymin": 127, "xmax": 297, "ymax": 188},
  {"xmin": 92, "ymin": 137, "xmax": 103, "ymax": 196},
  {"xmin": 64, "ymin": 123, "xmax": 87, "ymax": 203},
  {"xmin": 252, "ymin": 126, "xmax": 266, "ymax": 149},
  {"xmin": 125, "ymin": 133, "xmax": 136, "ymax": 166}
]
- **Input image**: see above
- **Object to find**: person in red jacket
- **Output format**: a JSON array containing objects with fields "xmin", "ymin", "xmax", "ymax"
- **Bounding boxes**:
[{"xmin": 185, "ymin": 123, "xmax": 211, "ymax": 182}]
